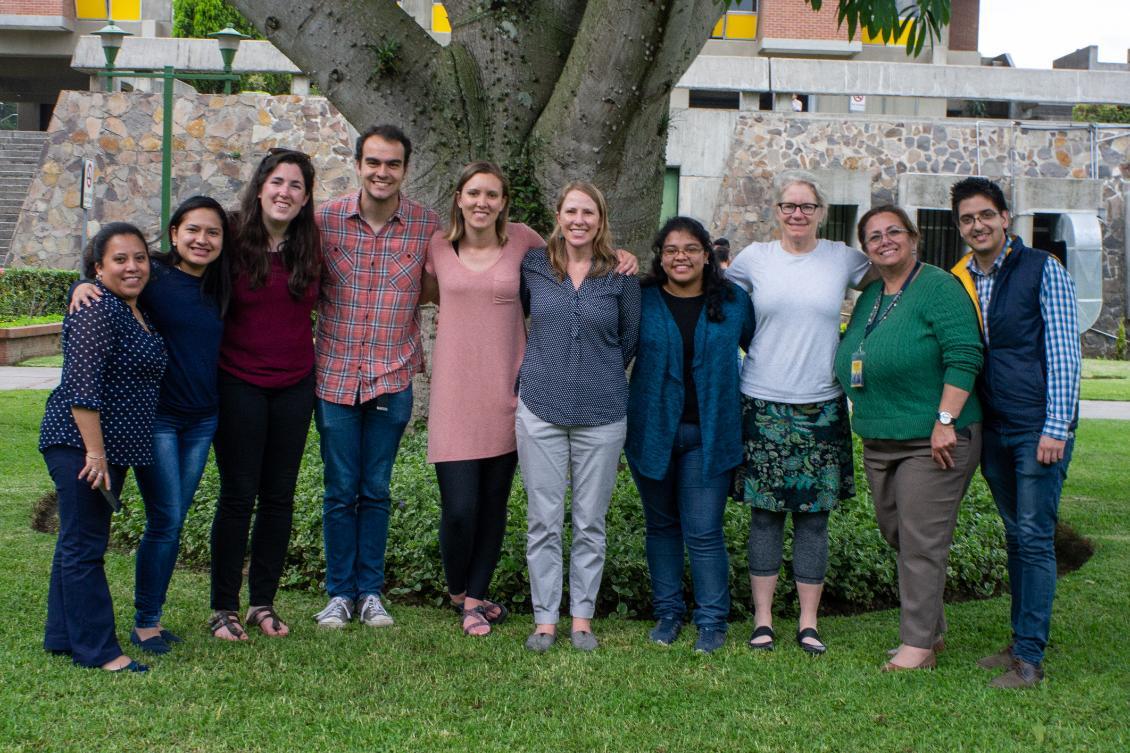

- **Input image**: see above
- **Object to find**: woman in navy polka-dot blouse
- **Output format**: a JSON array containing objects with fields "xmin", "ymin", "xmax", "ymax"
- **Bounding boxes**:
[{"xmin": 39, "ymin": 223, "xmax": 167, "ymax": 673}]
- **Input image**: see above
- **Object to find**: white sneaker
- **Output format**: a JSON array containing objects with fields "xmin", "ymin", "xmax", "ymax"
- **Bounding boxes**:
[
  {"xmin": 357, "ymin": 593, "xmax": 394, "ymax": 627},
  {"xmin": 314, "ymin": 596, "xmax": 354, "ymax": 628}
]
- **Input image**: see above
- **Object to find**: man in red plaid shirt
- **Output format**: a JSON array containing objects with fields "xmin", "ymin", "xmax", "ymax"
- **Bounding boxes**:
[{"xmin": 312, "ymin": 125, "xmax": 440, "ymax": 629}]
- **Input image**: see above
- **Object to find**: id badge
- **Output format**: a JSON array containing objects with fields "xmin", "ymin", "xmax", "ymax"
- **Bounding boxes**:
[{"xmin": 850, "ymin": 350, "xmax": 865, "ymax": 389}]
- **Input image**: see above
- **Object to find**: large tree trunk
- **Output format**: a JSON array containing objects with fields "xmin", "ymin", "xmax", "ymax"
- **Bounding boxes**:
[{"xmin": 228, "ymin": 0, "xmax": 717, "ymax": 251}]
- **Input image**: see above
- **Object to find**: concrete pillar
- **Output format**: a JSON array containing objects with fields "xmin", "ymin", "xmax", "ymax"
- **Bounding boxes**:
[
  {"xmin": 291, "ymin": 76, "xmax": 311, "ymax": 96},
  {"xmin": 16, "ymin": 103, "xmax": 39, "ymax": 130}
]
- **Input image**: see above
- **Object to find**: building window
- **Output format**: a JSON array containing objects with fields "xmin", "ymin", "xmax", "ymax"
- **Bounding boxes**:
[
  {"xmin": 916, "ymin": 209, "xmax": 965, "ymax": 270},
  {"xmin": 432, "ymin": 3, "xmax": 452, "ymax": 33},
  {"xmin": 76, "ymin": 1, "xmax": 141, "ymax": 21},
  {"xmin": 1030, "ymin": 213, "xmax": 1068, "ymax": 265},
  {"xmin": 820, "ymin": 205, "xmax": 856, "ymax": 245},
  {"xmin": 688, "ymin": 90, "xmax": 740, "ymax": 110},
  {"xmin": 711, "ymin": 0, "xmax": 758, "ymax": 40}
]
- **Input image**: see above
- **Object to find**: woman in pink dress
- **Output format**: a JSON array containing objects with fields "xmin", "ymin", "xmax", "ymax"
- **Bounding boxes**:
[{"xmin": 423, "ymin": 162, "xmax": 543, "ymax": 636}]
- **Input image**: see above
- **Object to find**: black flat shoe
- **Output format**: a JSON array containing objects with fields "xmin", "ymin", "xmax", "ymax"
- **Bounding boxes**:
[
  {"xmin": 796, "ymin": 627, "xmax": 827, "ymax": 655},
  {"xmin": 130, "ymin": 629, "xmax": 171, "ymax": 655},
  {"xmin": 748, "ymin": 625, "xmax": 775, "ymax": 651},
  {"xmin": 159, "ymin": 629, "xmax": 184, "ymax": 644}
]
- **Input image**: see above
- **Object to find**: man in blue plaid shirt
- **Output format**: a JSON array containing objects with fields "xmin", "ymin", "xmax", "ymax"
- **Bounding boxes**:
[{"xmin": 949, "ymin": 177, "xmax": 1081, "ymax": 689}]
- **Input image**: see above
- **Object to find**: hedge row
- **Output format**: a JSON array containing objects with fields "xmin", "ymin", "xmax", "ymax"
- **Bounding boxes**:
[
  {"xmin": 110, "ymin": 424, "xmax": 1008, "ymax": 619},
  {"xmin": 0, "ymin": 268, "xmax": 79, "ymax": 320}
]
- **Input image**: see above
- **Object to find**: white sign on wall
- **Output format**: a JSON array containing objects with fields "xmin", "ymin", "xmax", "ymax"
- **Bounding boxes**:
[
  {"xmin": 849, "ymin": 95, "xmax": 866, "ymax": 113},
  {"xmin": 81, "ymin": 159, "xmax": 95, "ymax": 210}
]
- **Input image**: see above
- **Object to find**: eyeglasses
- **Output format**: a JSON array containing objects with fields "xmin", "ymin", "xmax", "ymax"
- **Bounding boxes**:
[
  {"xmin": 956, "ymin": 208, "xmax": 1000, "ymax": 228},
  {"xmin": 660, "ymin": 245, "xmax": 705, "ymax": 259},
  {"xmin": 777, "ymin": 202, "xmax": 821, "ymax": 216},
  {"xmin": 864, "ymin": 227, "xmax": 911, "ymax": 248}
]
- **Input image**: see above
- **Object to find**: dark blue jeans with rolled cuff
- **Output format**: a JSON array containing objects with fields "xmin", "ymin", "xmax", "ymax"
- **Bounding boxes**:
[
  {"xmin": 981, "ymin": 428, "xmax": 1074, "ymax": 667},
  {"xmin": 43, "ymin": 446, "xmax": 128, "ymax": 668},
  {"xmin": 132, "ymin": 411, "xmax": 218, "ymax": 629},
  {"xmin": 629, "ymin": 422, "xmax": 732, "ymax": 632},
  {"xmin": 316, "ymin": 386, "xmax": 413, "ymax": 601}
]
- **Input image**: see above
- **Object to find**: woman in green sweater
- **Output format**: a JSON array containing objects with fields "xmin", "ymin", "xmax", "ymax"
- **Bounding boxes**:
[{"xmin": 834, "ymin": 205, "xmax": 983, "ymax": 672}]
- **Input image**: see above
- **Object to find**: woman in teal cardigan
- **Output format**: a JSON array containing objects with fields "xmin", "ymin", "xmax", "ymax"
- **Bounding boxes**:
[
  {"xmin": 834, "ymin": 205, "xmax": 983, "ymax": 672},
  {"xmin": 625, "ymin": 216, "xmax": 755, "ymax": 654}
]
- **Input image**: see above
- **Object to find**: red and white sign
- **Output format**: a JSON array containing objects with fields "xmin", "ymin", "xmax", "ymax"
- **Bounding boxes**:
[{"xmin": 849, "ymin": 95, "xmax": 866, "ymax": 113}]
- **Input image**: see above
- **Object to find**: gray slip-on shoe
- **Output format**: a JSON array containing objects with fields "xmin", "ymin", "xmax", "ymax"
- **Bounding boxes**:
[
  {"xmin": 571, "ymin": 630, "xmax": 599, "ymax": 652},
  {"xmin": 525, "ymin": 631, "xmax": 557, "ymax": 653}
]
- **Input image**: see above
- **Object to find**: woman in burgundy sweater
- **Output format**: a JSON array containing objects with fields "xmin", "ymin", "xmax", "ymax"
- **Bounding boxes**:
[{"xmin": 208, "ymin": 149, "xmax": 321, "ymax": 640}]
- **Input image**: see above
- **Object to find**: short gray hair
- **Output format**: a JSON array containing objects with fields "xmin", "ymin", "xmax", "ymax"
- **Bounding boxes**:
[{"xmin": 772, "ymin": 170, "xmax": 828, "ymax": 207}]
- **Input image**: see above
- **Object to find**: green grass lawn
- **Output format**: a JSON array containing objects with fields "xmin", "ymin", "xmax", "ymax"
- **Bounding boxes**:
[
  {"xmin": 1081, "ymin": 358, "xmax": 1130, "ymax": 401},
  {"xmin": 14, "ymin": 354, "xmax": 63, "ymax": 368},
  {"xmin": 1, "ymin": 390, "xmax": 1126, "ymax": 753}
]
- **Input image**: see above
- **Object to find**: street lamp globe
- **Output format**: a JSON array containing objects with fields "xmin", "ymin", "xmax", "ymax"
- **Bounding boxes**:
[{"xmin": 92, "ymin": 21, "xmax": 133, "ymax": 70}]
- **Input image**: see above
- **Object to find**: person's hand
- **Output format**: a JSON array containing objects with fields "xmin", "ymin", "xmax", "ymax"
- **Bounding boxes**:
[
  {"xmin": 930, "ymin": 422, "xmax": 957, "ymax": 469},
  {"xmin": 1036, "ymin": 435, "xmax": 1067, "ymax": 465},
  {"xmin": 613, "ymin": 248, "xmax": 639, "ymax": 276},
  {"xmin": 78, "ymin": 452, "xmax": 110, "ymax": 490},
  {"xmin": 68, "ymin": 283, "xmax": 101, "ymax": 314}
]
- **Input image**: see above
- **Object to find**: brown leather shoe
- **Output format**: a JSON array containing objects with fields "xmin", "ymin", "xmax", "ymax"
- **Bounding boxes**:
[
  {"xmin": 990, "ymin": 658, "xmax": 1044, "ymax": 688},
  {"xmin": 977, "ymin": 644, "xmax": 1013, "ymax": 669},
  {"xmin": 881, "ymin": 652, "xmax": 937, "ymax": 672}
]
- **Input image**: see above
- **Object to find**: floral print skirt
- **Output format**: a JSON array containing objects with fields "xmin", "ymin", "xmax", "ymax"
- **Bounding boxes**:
[{"xmin": 735, "ymin": 394, "xmax": 855, "ymax": 513}]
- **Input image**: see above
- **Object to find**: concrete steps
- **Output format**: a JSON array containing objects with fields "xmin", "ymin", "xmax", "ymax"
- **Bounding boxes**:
[{"xmin": 0, "ymin": 130, "xmax": 48, "ymax": 264}]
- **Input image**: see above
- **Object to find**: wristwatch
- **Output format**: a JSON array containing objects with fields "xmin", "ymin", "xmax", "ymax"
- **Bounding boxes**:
[{"xmin": 936, "ymin": 411, "xmax": 955, "ymax": 426}]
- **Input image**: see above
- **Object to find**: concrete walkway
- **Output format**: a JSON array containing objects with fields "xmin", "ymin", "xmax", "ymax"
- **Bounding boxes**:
[
  {"xmin": 3, "ymin": 366, "xmax": 1130, "ymax": 420},
  {"xmin": 0, "ymin": 367, "xmax": 61, "ymax": 390}
]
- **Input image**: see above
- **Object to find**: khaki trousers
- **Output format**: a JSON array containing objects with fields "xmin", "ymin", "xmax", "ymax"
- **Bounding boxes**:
[{"xmin": 862, "ymin": 424, "xmax": 981, "ymax": 649}]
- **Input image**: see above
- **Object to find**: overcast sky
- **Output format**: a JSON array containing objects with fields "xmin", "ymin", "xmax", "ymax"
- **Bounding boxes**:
[{"xmin": 978, "ymin": 0, "xmax": 1129, "ymax": 70}]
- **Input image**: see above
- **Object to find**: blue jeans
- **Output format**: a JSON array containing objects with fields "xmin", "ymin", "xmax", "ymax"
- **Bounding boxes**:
[
  {"xmin": 316, "ymin": 387, "xmax": 413, "ymax": 600},
  {"xmin": 981, "ymin": 428, "xmax": 1074, "ymax": 666},
  {"xmin": 133, "ymin": 411, "xmax": 218, "ymax": 628},
  {"xmin": 629, "ymin": 423, "xmax": 731, "ymax": 631},
  {"xmin": 43, "ymin": 446, "xmax": 128, "ymax": 667}
]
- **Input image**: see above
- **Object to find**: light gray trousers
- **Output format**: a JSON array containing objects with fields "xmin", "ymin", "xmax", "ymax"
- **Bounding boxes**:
[{"xmin": 515, "ymin": 400, "xmax": 627, "ymax": 624}]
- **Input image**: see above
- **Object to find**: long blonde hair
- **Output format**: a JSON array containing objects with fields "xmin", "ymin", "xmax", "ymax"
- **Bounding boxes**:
[
  {"xmin": 445, "ymin": 161, "xmax": 510, "ymax": 246},
  {"xmin": 546, "ymin": 181, "xmax": 616, "ymax": 281}
]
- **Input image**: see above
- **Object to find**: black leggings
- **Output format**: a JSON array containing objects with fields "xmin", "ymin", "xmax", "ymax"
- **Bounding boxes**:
[
  {"xmin": 435, "ymin": 452, "xmax": 518, "ymax": 600},
  {"xmin": 747, "ymin": 508, "xmax": 830, "ymax": 585},
  {"xmin": 210, "ymin": 370, "xmax": 314, "ymax": 611}
]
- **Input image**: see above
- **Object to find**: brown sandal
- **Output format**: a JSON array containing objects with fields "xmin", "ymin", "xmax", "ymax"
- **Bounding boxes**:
[
  {"xmin": 246, "ymin": 606, "xmax": 289, "ymax": 637},
  {"xmin": 208, "ymin": 610, "xmax": 247, "ymax": 641},
  {"xmin": 461, "ymin": 605, "xmax": 491, "ymax": 637}
]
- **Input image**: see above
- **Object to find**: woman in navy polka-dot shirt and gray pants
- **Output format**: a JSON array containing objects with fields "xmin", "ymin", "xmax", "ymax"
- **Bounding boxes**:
[{"xmin": 39, "ymin": 223, "xmax": 167, "ymax": 673}]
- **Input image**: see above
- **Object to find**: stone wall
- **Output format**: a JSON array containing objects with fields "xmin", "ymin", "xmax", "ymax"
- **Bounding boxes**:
[
  {"xmin": 711, "ymin": 112, "xmax": 1130, "ymax": 356},
  {"xmin": 9, "ymin": 89, "xmax": 360, "ymax": 268},
  {"xmin": 9, "ymin": 89, "xmax": 444, "ymax": 418}
]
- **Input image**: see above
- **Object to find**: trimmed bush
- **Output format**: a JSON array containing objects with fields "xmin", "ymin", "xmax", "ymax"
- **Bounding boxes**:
[
  {"xmin": 0, "ymin": 268, "xmax": 79, "ymax": 320},
  {"xmin": 110, "ymin": 423, "xmax": 1007, "ymax": 618}
]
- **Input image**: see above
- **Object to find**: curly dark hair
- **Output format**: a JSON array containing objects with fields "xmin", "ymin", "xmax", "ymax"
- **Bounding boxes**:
[
  {"xmin": 232, "ymin": 150, "xmax": 320, "ymax": 299},
  {"xmin": 642, "ymin": 216, "xmax": 734, "ymax": 323}
]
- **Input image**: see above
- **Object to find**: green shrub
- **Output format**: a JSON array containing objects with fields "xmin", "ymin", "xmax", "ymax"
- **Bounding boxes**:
[
  {"xmin": 0, "ymin": 268, "xmax": 79, "ymax": 320},
  {"xmin": 110, "ymin": 424, "xmax": 1007, "ymax": 619}
]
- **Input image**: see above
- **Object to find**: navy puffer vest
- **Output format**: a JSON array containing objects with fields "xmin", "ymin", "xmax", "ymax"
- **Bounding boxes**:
[{"xmin": 979, "ymin": 240, "xmax": 1074, "ymax": 434}]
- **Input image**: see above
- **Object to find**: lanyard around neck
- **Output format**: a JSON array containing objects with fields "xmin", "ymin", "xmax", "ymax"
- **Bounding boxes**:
[{"xmin": 863, "ymin": 260, "xmax": 922, "ymax": 339}]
